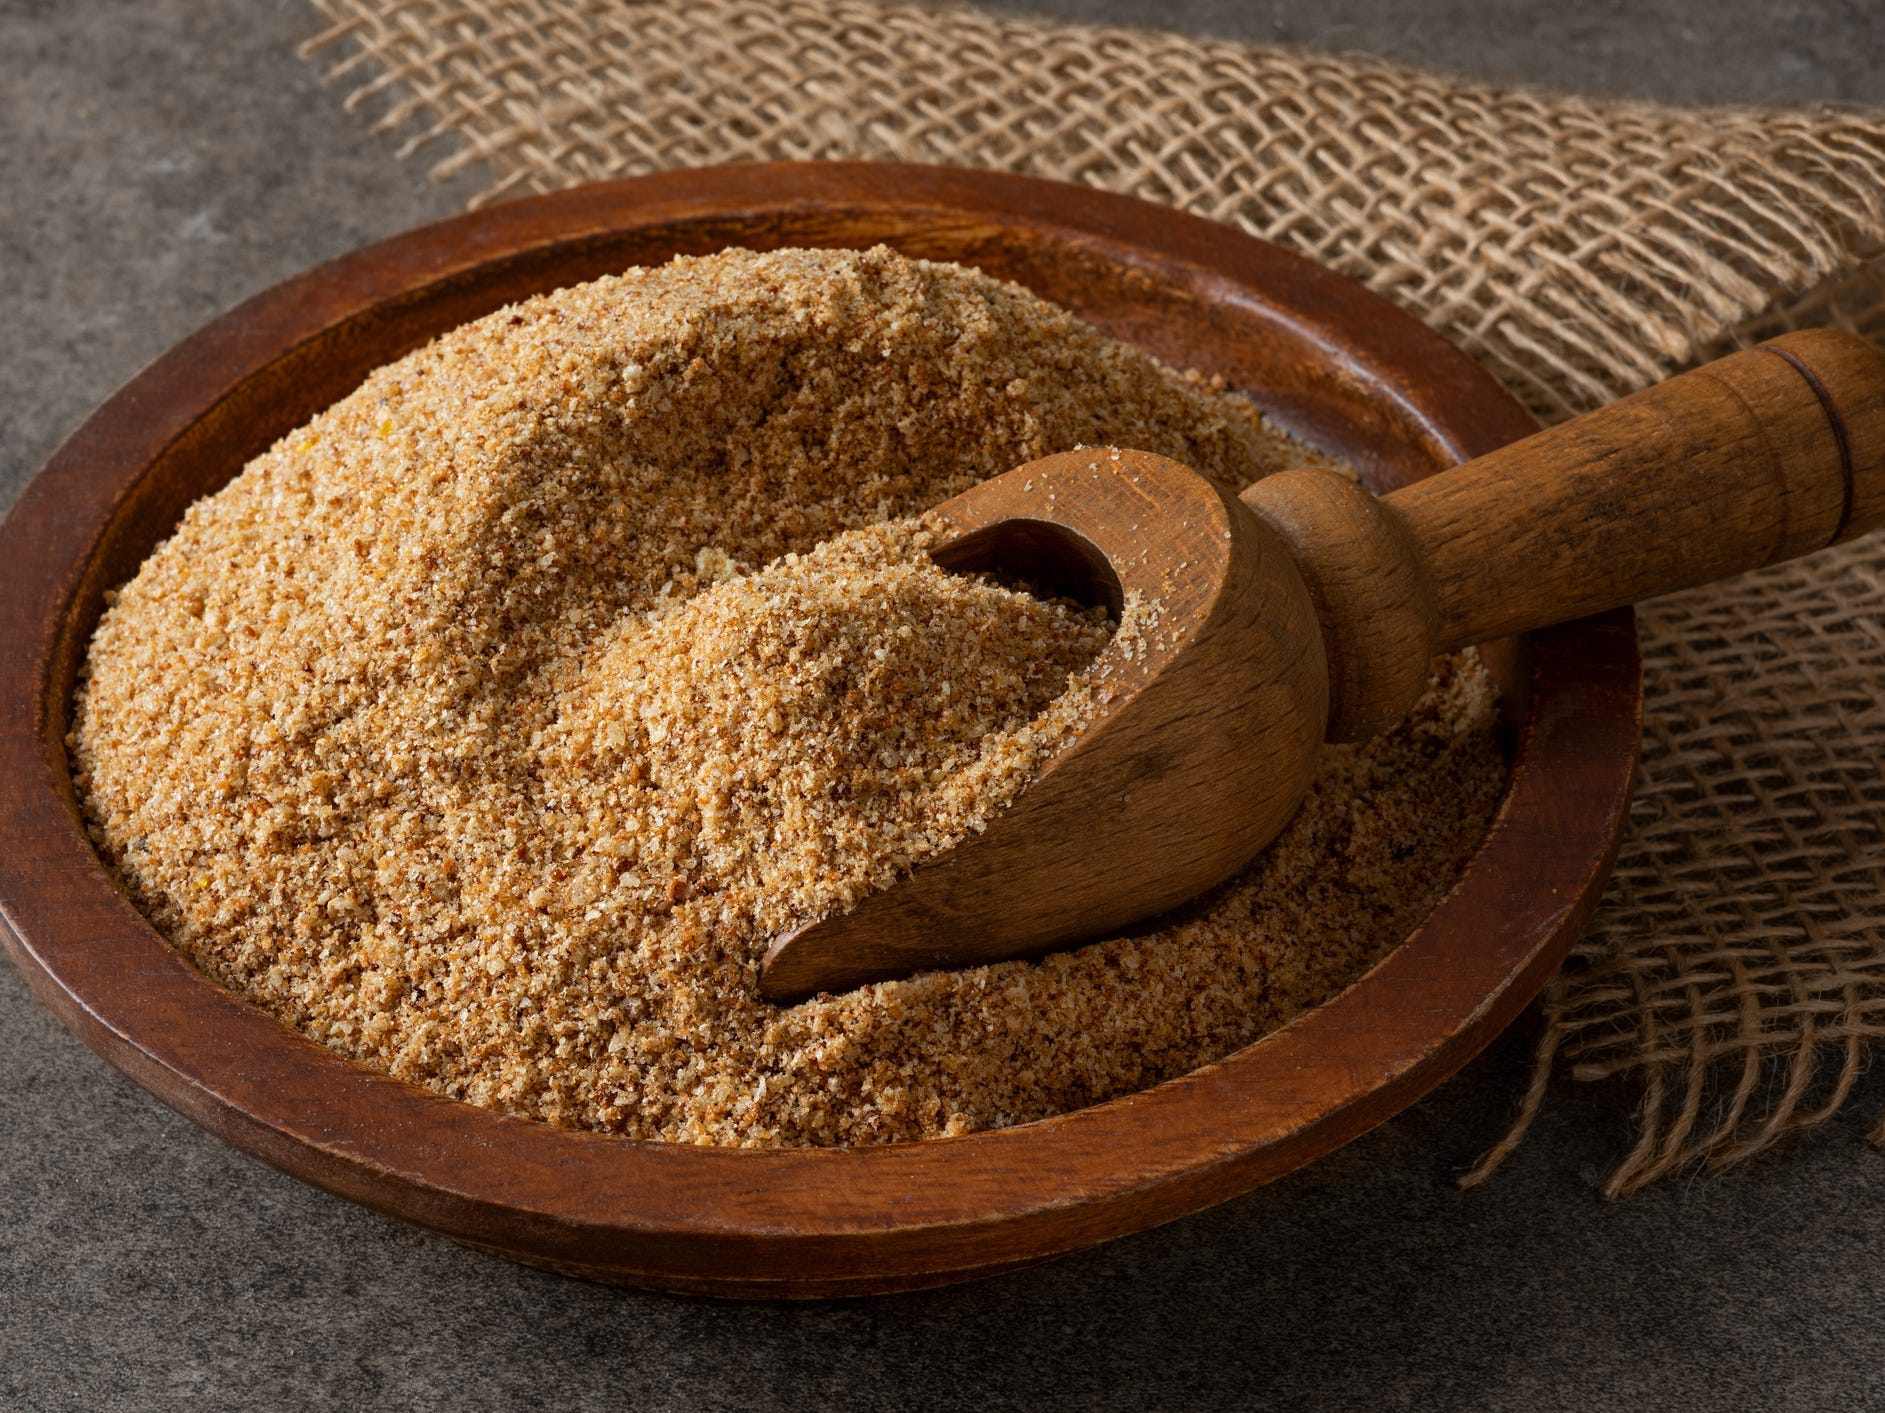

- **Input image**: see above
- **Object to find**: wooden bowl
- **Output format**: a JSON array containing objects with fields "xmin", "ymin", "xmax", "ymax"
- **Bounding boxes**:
[{"xmin": 0, "ymin": 163, "xmax": 1640, "ymax": 1297}]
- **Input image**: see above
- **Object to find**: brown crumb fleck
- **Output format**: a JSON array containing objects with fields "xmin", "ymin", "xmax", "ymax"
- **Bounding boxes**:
[{"xmin": 70, "ymin": 246, "xmax": 1504, "ymax": 1147}]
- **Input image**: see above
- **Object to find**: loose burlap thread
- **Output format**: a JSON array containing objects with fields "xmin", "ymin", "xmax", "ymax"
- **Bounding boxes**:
[{"xmin": 303, "ymin": 0, "xmax": 1885, "ymax": 1195}]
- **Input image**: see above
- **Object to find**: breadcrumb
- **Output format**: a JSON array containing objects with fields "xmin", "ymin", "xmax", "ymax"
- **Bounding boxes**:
[{"xmin": 70, "ymin": 246, "xmax": 1504, "ymax": 1146}]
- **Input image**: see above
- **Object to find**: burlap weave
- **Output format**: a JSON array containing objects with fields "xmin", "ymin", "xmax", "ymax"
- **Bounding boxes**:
[{"xmin": 303, "ymin": 0, "xmax": 1885, "ymax": 1195}]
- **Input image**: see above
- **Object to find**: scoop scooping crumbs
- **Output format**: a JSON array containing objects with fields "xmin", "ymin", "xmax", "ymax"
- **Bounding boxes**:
[{"xmin": 71, "ymin": 246, "xmax": 1505, "ymax": 1146}]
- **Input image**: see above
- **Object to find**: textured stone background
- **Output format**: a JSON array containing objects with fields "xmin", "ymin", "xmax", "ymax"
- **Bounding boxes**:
[{"xmin": 4, "ymin": 2, "xmax": 1884, "ymax": 1408}]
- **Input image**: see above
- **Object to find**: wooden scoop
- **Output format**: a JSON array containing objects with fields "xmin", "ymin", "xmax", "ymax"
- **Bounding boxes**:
[{"xmin": 759, "ymin": 329, "xmax": 1885, "ymax": 1002}]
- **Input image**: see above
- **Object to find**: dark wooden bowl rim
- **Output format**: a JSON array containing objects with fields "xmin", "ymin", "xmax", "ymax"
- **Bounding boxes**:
[{"xmin": 0, "ymin": 163, "xmax": 1641, "ymax": 1298}]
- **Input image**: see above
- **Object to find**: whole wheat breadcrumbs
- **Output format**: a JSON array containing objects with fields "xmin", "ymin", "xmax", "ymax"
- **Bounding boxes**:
[{"xmin": 70, "ymin": 246, "xmax": 1504, "ymax": 1146}]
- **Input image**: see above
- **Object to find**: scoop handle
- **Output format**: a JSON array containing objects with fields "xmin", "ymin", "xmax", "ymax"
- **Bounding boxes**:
[
  {"xmin": 1240, "ymin": 328, "xmax": 1885, "ymax": 741},
  {"xmin": 1388, "ymin": 328, "xmax": 1885, "ymax": 652}
]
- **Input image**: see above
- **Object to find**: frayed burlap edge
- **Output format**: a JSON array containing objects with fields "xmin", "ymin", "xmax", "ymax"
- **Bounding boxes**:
[{"xmin": 301, "ymin": 0, "xmax": 1885, "ymax": 1196}]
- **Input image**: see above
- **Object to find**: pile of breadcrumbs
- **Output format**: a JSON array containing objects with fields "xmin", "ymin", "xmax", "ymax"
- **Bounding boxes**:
[{"xmin": 71, "ymin": 247, "xmax": 1504, "ymax": 1146}]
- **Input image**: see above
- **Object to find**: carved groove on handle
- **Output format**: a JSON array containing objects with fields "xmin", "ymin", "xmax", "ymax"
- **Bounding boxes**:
[{"xmin": 1762, "ymin": 342, "xmax": 1856, "ymax": 541}]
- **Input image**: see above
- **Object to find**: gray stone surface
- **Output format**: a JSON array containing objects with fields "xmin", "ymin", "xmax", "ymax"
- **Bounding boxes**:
[
  {"xmin": 4, "ymin": 2, "xmax": 1883, "ymax": 1408},
  {"xmin": 983, "ymin": 0, "xmax": 1885, "ymax": 106}
]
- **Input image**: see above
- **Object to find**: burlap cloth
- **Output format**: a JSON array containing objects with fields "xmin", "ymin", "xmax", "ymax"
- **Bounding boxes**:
[{"xmin": 303, "ymin": 0, "xmax": 1885, "ymax": 1196}]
